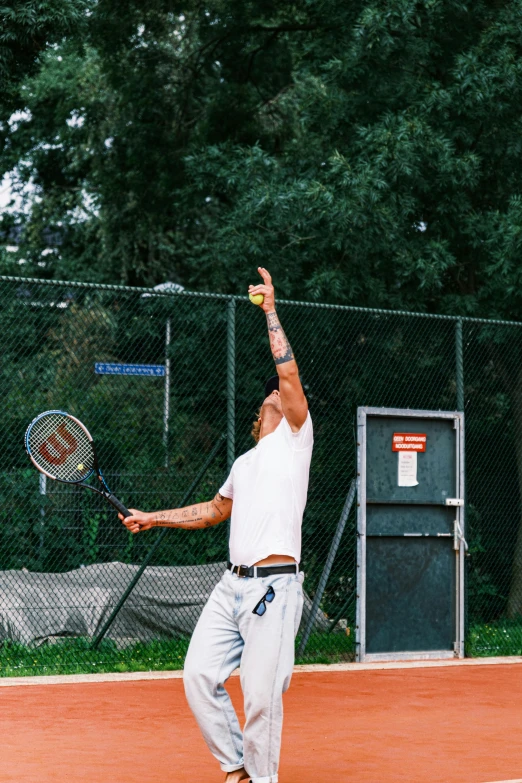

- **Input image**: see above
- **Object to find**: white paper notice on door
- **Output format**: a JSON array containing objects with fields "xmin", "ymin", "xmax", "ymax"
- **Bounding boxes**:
[{"xmin": 398, "ymin": 450, "xmax": 419, "ymax": 487}]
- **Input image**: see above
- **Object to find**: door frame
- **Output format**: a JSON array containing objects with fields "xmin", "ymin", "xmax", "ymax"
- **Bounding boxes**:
[{"xmin": 356, "ymin": 407, "xmax": 465, "ymax": 663}]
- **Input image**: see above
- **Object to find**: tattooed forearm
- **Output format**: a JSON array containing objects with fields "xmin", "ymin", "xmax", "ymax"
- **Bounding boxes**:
[
  {"xmin": 266, "ymin": 311, "xmax": 294, "ymax": 365},
  {"xmin": 151, "ymin": 493, "xmax": 231, "ymax": 530}
]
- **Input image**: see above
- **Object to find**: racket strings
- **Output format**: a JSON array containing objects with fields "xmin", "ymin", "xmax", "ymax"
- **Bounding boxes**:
[{"xmin": 28, "ymin": 413, "xmax": 95, "ymax": 482}]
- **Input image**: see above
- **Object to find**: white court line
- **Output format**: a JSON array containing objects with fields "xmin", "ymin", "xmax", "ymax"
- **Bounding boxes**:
[
  {"xmin": 0, "ymin": 670, "xmax": 185, "ymax": 687},
  {"xmin": 292, "ymin": 655, "xmax": 522, "ymax": 673},
  {"xmin": 481, "ymin": 779, "xmax": 522, "ymax": 783},
  {"xmin": 0, "ymin": 655, "xmax": 521, "ymax": 687}
]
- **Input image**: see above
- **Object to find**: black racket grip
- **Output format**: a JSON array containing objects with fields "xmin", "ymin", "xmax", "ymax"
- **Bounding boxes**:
[{"xmin": 107, "ymin": 494, "xmax": 132, "ymax": 518}]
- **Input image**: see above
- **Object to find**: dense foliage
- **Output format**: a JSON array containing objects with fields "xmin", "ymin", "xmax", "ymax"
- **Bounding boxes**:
[
  {"xmin": 3, "ymin": 1, "xmax": 522, "ymax": 640},
  {"xmin": 0, "ymin": 0, "xmax": 522, "ymax": 316},
  {"xmin": 0, "ymin": 1, "xmax": 88, "ymax": 109}
]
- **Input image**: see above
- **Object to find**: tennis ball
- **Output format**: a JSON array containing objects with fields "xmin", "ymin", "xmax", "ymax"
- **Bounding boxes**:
[
  {"xmin": 249, "ymin": 293, "xmax": 264, "ymax": 306},
  {"xmin": 77, "ymin": 463, "xmax": 84, "ymax": 470}
]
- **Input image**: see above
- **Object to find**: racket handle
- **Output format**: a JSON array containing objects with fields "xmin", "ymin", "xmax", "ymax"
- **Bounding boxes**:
[{"xmin": 107, "ymin": 494, "xmax": 132, "ymax": 518}]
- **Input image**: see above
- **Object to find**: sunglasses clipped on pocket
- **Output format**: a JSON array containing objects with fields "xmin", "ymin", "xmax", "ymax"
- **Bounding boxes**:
[{"xmin": 252, "ymin": 585, "xmax": 275, "ymax": 616}]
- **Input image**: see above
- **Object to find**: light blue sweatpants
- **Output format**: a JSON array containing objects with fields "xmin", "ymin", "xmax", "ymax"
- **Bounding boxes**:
[{"xmin": 183, "ymin": 568, "xmax": 304, "ymax": 783}]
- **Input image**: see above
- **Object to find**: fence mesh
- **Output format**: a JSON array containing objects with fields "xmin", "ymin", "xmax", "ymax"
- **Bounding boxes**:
[{"xmin": 0, "ymin": 275, "xmax": 521, "ymax": 675}]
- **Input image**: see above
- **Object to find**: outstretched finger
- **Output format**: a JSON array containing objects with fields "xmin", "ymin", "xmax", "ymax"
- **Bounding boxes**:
[{"xmin": 258, "ymin": 267, "xmax": 272, "ymax": 284}]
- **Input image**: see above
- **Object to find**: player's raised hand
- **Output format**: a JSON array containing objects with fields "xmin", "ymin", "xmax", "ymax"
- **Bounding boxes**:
[
  {"xmin": 118, "ymin": 509, "xmax": 154, "ymax": 534},
  {"xmin": 248, "ymin": 267, "xmax": 276, "ymax": 314}
]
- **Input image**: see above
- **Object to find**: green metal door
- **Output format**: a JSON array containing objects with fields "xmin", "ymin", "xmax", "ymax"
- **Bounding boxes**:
[{"xmin": 356, "ymin": 408, "xmax": 465, "ymax": 662}]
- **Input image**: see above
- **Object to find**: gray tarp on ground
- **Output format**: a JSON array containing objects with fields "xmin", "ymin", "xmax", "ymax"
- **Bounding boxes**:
[{"xmin": 0, "ymin": 562, "xmax": 329, "ymax": 645}]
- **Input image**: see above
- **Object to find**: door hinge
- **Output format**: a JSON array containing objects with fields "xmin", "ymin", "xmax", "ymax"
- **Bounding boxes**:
[{"xmin": 445, "ymin": 498, "xmax": 464, "ymax": 506}]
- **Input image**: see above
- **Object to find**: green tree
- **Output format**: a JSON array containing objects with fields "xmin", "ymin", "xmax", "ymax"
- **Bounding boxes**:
[
  {"xmin": 0, "ymin": 0, "xmax": 87, "ymax": 109},
  {"xmin": 4, "ymin": 0, "xmax": 522, "ymax": 615},
  {"xmin": 0, "ymin": 0, "xmax": 521, "ymax": 312}
]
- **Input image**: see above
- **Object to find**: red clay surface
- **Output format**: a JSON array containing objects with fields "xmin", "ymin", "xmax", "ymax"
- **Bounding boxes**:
[{"xmin": 1, "ymin": 664, "xmax": 522, "ymax": 782}]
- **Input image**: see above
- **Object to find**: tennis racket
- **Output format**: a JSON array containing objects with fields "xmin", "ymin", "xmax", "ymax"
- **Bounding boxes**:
[{"xmin": 24, "ymin": 410, "xmax": 131, "ymax": 517}]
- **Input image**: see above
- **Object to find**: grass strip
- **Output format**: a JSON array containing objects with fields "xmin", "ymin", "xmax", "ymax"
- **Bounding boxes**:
[
  {"xmin": 0, "ymin": 631, "xmax": 355, "ymax": 677},
  {"xmin": 466, "ymin": 620, "xmax": 522, "ymax": 657}
]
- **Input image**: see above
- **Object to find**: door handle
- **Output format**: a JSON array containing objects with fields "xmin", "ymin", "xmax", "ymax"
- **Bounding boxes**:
[
  {"xmin": 402, "ymin": 533, "xmax": 452, "ymax": 537},
  {"xmin": 454, "ymin": 520, "xmax": 468, "ymax": 551}
]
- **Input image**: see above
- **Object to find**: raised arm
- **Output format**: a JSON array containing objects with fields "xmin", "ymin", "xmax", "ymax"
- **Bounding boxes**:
[
  {"xmin": 248, "ymin": 267, "xmax": 308, "ymax": 432},
  {"xmin": 119, "ymin": 492, "xmax": 232, "ymax": 534}
]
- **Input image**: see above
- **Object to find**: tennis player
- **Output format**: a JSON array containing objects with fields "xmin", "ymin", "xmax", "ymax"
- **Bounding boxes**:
[{"xmin": 120, "ymin": 267, "xmax": 313, "ymax": 783}]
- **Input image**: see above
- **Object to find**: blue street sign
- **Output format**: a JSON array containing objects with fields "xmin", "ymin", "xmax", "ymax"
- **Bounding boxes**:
[{"xmin": 94, "ymin": 362, "xmax": 165, "ymax": 377}]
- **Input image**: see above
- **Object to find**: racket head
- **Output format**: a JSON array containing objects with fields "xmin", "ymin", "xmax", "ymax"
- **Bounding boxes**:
[{"xmin": 25, "ymin": 410, "xmax": 96, "ymax": 483}]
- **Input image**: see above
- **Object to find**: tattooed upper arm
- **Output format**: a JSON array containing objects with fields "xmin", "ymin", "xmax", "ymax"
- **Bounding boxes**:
[{"xmin": 212, "ymin": 492, "xmax": 233, "ymax": 522}]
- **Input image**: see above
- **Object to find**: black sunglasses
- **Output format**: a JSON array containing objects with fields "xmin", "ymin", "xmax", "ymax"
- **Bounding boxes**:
[{"xmin": 252, "ymin": 585, "xmax": 275, "ymax": 616}]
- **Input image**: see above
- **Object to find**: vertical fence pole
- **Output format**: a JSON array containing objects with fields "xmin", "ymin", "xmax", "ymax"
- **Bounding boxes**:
[
  {"xmin": 227, "ymin": 299, "xmax": 236, "ymax": 472},
  {"xmin": 38, "ymin": 473, "xmax": 46, "ymax": 564},
  {"xmin": 456, "ymin": 317, "xmax": 464, "ymax": 412},
  {"xmin": 455, "ymin": 317, "xmax": 467, "ymax": 649},
  {"xmin": 163, "ymin": 317, "xmax": 171, "ymax": 468}
]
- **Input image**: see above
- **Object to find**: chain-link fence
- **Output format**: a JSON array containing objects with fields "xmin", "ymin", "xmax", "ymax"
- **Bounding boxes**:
[{"xmin": 0, "ymin": 274, "xmax": 521, "ymax": 675}]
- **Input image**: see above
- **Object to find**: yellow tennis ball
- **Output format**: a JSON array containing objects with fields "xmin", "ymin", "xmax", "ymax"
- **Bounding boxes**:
[
  {"xmin": 249, "ymin": 293, "xmax": 264, "ymax": 306},
  {"xmin": 77, "ymin": 463, "xmax": 84, "ymax": 470}
]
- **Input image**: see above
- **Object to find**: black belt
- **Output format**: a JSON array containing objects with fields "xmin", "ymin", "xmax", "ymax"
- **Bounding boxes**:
[{"xmin": 227, "ymin": 561, "xmax": 298, "ymax": 578}]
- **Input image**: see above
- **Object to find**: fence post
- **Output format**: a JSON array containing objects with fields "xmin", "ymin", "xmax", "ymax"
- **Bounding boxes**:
[
  {"xmin": 455, "ymin": 316, "xmax": 467, "ymax": 647},
  {"xmin": 227, "ymin": 299, "xmax": 236, "ymax": 472},
  {"xmin": 297, "ymin": 479, "xmax": 357, "ymax": 658},
  {"xmin": 456, "ymin": 317, "xmax": 464, "ymax": 412},
  {"xmin": 163, "ymin": 317, "xmax": 171, "ymax": 468},
  {"xmin": 38, "ymin": 473, "xmax": 46, "ymax": 564}
]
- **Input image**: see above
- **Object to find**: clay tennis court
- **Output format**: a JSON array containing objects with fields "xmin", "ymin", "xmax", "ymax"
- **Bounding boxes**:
[{"xmin": 1, "ymin": 660, "xmax": 521, "ymax": 783}]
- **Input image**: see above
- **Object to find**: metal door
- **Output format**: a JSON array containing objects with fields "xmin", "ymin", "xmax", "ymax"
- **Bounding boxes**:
[{"xmin": 356, "ymin": 407, "xmax": 465, "ymax": 662}]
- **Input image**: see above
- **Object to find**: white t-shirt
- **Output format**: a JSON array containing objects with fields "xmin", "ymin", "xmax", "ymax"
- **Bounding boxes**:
[{"xmin": 219, "ymin": 412, "xmax": 313, "ymax": 566}]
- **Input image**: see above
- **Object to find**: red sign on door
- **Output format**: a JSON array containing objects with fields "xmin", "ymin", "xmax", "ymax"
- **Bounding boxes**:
[{"xmin": 392, "ymin": 433, "xmax": 427, "ymax": 452}]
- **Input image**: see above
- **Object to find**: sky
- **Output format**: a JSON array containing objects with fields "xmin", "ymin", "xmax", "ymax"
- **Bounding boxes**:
[
  {"xmin": 1, "ymin": 112, "xmax": 34, "ymax": 212},
  {"xmin": 0, "ymin": 174, "xmax": 13, "ymax": 210}
]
